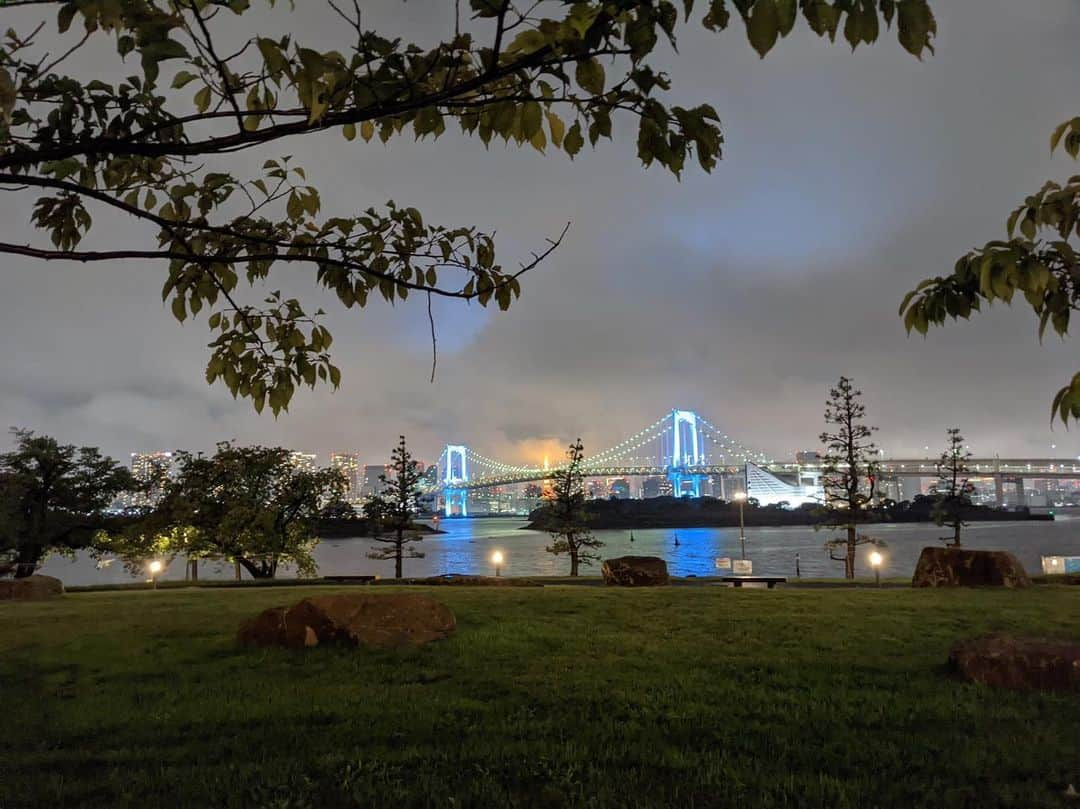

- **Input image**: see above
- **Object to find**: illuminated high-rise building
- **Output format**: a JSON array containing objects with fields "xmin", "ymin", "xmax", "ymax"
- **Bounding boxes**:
[
  {"xmin": 289, "ymin": 451, "xmax": 317, "ymax": 474},
  {"xmin": 121, "ymin": 451, "xmax": 175, "ymax": 508},
  {"xmin": 329, "ymin": 452, "xmax": 361, "ymax": 502}
]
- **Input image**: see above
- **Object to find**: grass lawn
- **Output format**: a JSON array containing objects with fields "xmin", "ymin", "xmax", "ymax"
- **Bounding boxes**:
[{"xmin": 2, "ymin": 585, "xmax": 1079, "ymax": 808}]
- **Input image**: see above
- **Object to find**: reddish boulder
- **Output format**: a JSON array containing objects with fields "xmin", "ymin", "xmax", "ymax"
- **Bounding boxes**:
[
  {"xmin": 237, "ymin": 605, "xmax": 319, "ymax": 648},
  {"xmin": 292, "ymin": 593, "xmax": 457, "ymax": 648},
  {"xmin": 949, "ymin": 634, "xmax": 1080, "ymax": 693},
  {"xmin": 238, "ymin": 593, "xmax": 456, "ymax": 649},
  {"xmin": 912, "ymin": 547, "xmax": 1031, "ymax": 588},
  {"xmin": 601, "ymin": 556, "xmax": 670, "ymax": 587},
  {"xmin": 0, "ymin": 574, "xmax": 64, "ymax": 601}
]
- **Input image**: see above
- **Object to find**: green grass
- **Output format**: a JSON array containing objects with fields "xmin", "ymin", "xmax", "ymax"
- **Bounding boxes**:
[{"xmin": 2, "ymin": 586, "xmax": 1079, "ymax": 808}]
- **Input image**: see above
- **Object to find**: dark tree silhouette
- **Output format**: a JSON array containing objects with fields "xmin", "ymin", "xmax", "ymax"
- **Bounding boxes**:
[
  {"xmin": 366, "ymin": 435, "xmax": 424, "ymax": 579},
  {"xmin": 819, "ymin": 377, "xmax": 883, "ymax": 579},
  {"xmin": 0, "ymin": 429, "xmax": 134, "ymax": 577},
  {"xmin": 541, "ymin": 439, "xmax": 604, "ymax": 576},
  {"xmin": 931, "ymin": 428, "xmax": 975, "ymax": 547}
]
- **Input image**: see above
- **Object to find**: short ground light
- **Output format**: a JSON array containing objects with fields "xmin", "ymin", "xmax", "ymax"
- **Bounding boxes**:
[
  {"xmin": 869, "ymin": 551, "xmax": 883, "ymax": 587},
  {"xmin": 148, "ymin": 560, "xmax": 163, "ymax": 589},
  {"xmin": 491, "ymin": 550, "xmax": 504, "ymax": 577}
]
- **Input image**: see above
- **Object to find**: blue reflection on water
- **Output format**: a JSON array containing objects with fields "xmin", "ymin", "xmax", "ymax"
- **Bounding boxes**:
[{"xmin": 37, "ymin": 512, "xmax": 1080, "ymax": 585}]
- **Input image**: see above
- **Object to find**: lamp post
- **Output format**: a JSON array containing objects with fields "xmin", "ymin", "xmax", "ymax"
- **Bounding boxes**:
[
  {"xmin": 869, "ymin": 551, "xmax": 883, "ymax": 587},
  {"xmin": 733, "ymin": 492, "xmax": 747, "ymax": 560},
  {"xmin": 148, "ymin": 559, "xmax": 163, "ymax": 590},
  {"xmin": 491, "ymin": 550, "xmax": 504, "ymax": 578}
]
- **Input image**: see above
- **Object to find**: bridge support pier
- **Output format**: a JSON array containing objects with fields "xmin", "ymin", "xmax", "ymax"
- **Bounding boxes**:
[
  {"xmin": 443, "ymin": 488, "xmax": 468, "ymax": 517},
  {"xmin": 993, "ymin": 475, "xmax": 1026, "ymax": 508},
  {"xmin": 668, "ymin": 469, "xmax": 706, "ymax": 498},
  {"xmin": 879, "ymin": 475, "xmax": 901, "ymax": 504}
]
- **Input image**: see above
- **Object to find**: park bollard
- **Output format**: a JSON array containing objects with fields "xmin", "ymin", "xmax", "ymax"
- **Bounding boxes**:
[{"xmin": 795, "ymin": 553, "xmax": 801, "ymax": 579}]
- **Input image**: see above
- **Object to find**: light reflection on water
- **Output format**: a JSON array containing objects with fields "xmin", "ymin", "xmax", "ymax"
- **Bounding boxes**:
[{"xmin": 38, "ymin": 510, "xmax": 1080, "ymax": 586}]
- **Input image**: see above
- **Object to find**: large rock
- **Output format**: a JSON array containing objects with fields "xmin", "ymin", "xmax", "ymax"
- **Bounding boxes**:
[
  {"xmin": 949, "ymin": 634, "xmax": 1080, "ymax": 693},
  {"xmin": 237, "ymin": 605, "xmax": 319, "ymax": 649},
  {"xmin": 0, "ymin": 574, "xmax": 64, "ymax": 601},
  {"xmin": 912, "ymin": 547, "xmax": 1031, "ymax": 588},
  {"xmin": 238, "ymin": 593, "xmax": 456, "ymax": 649},
  {"xmin": 601, "ymin": 556, "xmax": 670, "ymax": 587}
]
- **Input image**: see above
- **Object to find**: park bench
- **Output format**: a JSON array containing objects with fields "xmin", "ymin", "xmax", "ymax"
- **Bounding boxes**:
[{"xmin": 718, "ymin": 576, "xmax": 786, "ymax": 589}]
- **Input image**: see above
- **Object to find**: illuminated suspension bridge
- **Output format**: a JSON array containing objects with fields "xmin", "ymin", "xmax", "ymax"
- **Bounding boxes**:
[
  {"xmin": 429, "ymin": 407, "xmax": 1080, "ymax": 515},
  {"xmin": 432, "ymin": 409, "xmax": 786, "ymax": 516}
]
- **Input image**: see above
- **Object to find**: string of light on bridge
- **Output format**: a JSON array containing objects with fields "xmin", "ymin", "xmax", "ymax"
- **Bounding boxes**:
[
  {"xmin": 697, "ymin": 415, "xmax": 772, "ymax": 465},
  {"xmin": 583, "ymin": 423, "xmax": 672, "ymax": 468},
  {"xmin": 436, "ymin": 410, "xmax": 773, "ymax": 485},
  {"xmin": 464, "ymin": 448, "xmax": 541, "ymax": 475},
  {"xmin": 582, "ymin": 414, "xmax": 672, "ymax": 467}
]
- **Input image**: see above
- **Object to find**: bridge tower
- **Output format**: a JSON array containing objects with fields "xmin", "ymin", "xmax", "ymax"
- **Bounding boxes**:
[
  {"xmin": 442, "ymin": 444, "xmax": 469, "ymax": 517},
  {"xmin": 668, "ymin": 409, "xmax": 707, "ymax": 498}
]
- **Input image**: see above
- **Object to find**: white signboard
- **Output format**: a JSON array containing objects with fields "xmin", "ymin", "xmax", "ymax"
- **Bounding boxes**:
[
  {"xmin": 1042, "ymin": 556, "xmax": 1080, "ymax": 575},
  {"xmin": 732, "ymin": 559, "xmax": 753, "ymax": 576},
  {"xmin": 714, "ymin": 557, "xmax": 732, "ymax": 570}
]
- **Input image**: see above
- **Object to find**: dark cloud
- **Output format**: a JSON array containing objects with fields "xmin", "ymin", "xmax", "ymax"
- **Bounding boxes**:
[{"xmin": 2, "ymin": 1, "xmax": 1079, "ymax": 466}]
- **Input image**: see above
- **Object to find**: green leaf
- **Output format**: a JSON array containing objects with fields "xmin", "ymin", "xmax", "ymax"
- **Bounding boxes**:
[
  {"xmin": 703, "ymin": 0, "xmax": 731, "ymax": 30},
  {"xmin": 1006, "ymin": 207, "xmax": 1021, "ymax": 238},
  {"xmin": 58, "ymin": 4, "xmax": 78, "ymax": 34},
  {"xmin": 506, "ymin": 30, "xmax": 546, "ymax": 55},
  {"xmin": 0, "ymin": 68, "xmax": 14, "ymax": 126},
  {"xmin": 575, "ymin": 59, "xmax": 605, "ymax": 95},
  {"xmin": 194, "ymin": 85, "xmax": 212, "ymax": 113},
  {"xmin": 547, "ymin": 112, "xmax": 565, "ymax": 148},
  {"xmin": 529, "ymin": 126, "xmax": 547, "ymax": 153},
  {"xmin": 776, "ymin": 0, "xmax": 797, "ymax": 35},
  {"xmin": 521, "ymin": 102, "xmax": 542, "ymax": 140},
  {"xmin": 171, "ymin": 296, "xmax": 187, "ymax": 323},
  {"xmin": 898, "ymin": 289, "xmax": 918, "ymax": 317},
  {"xmin": 747, "ymin": 0, "xmax": 780, "ymax": 58},
  {"xmin": 1051, "ymin": 120, "xmax": 1071, "ymax": 153},
  {"xmin": 568, "ymin": 4, "xmax": 601, "ymax": 37},
  {"xmin": 172, "ymin": 71, "xmax": 198, "ymax": 89},
  {"xmin": 564, "ymin": 121, "xmax": 584, "ymax": 158},
  {"xmin": 897, "ymin": 0, "xmax": 935, "ymax": 58},
  {"xmin": 843, "ymin": 9, "xmax": 862, "ymax": 49}
]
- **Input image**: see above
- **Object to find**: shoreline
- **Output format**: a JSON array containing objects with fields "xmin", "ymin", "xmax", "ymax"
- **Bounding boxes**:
[
  {"xmin": 524, "ymin": 514, "xmax": 1054, "ymax": 531},
  {"xmin": 57, "ymin": 573, "xmax": 1080, "ymax": 593}
]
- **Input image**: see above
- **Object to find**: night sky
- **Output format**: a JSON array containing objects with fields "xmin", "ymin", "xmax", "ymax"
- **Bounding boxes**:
[{"xmin": 2, "ymin": 1, "xmax": 1079, "ymax": 466}]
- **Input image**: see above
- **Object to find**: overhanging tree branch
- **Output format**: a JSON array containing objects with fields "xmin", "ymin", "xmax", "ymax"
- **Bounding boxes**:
[{"xmin": 0, "ymin": 0, "xmax": 936, "ymax": 412}]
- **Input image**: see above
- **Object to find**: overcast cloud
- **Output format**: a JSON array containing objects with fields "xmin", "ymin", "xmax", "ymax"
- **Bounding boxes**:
[{"xmin": 1, "ymin": 1, "xmax": 1079, "ymax": 466}]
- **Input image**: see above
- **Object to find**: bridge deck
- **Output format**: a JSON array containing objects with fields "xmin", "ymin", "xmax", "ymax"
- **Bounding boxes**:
[{"xmin": 428, "ymin": 458, "xmax": 1080, "ymax": 492}]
